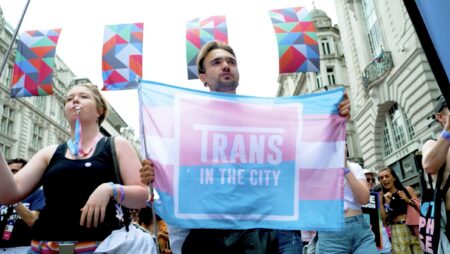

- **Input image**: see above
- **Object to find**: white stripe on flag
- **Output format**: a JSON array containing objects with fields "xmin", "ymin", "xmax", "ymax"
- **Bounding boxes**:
[
  {"xmin": 297, "ymin": 141, "xmax": 345, "ymax": 169},
  {"xmin": 144, "ymin": 136, "xmax": 175, "ymax": 165}
]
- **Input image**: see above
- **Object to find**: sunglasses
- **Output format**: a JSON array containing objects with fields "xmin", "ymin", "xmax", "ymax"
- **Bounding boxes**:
[{"xmin": 366, "ymin": 178, "xmax": 376, "ymax": 183}]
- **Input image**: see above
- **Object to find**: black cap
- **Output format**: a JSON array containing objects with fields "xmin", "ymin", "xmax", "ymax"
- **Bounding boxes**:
[{"xmin": 435, "ymin": 96, "xmax": 447, "ymax": 113}]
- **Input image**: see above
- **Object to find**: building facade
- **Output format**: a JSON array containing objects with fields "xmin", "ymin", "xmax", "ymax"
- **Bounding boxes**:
[
  {"xmin": 0, "ymin": 5, "xmax": 138, "ymax": 160},
  {"xmin": 333, "ymin": 0, "xmax": 442, "ymax": 188}
]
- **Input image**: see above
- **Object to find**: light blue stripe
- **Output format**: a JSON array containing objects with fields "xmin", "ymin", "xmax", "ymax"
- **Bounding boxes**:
[
  {"xmin": 178, "ymin": 162, "xmax": 295, "ymax": 215},
  {"xmin": 139, "ymin": 80, "xmax": 343, "ymax": 114},
  {"xmin": 154, "ymin": 192, "xmax": 343, "ymax": 231}
]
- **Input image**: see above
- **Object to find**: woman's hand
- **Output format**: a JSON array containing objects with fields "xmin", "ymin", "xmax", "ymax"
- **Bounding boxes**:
[
  {"xmin": 140, "ymin": 159, "xmax": 155, "ymax": 185},
  {"xmin": 80, "ymin": 183, "xmax": 113, "ymax": 228},
  {"xmin": 383, "ymin": 192, "xmax": 392, "ymax": 205}
]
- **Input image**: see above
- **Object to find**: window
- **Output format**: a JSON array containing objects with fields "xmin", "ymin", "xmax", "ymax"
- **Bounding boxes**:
[
  {"xmin": 321, "ymin": 38, "xmax": 331, "ymax": 55},
  {"xmin": 0, "ymin": 144, "xmax": 11, "ymax": 158},
  {"xmin": 315, "ymin": 72, "xmax": 323, "ymax": 89},
  {"xmin": 31, "ymin": 124, "xmax": 43, "ymax": 150},
  {"xmin": 362, "ymin": 0, "xmax": 384, "ymax": 57},
  {"xmin": 383, "ymin": 103, "xmax": 415, "ymax": 157},
  {"xmin": 1, "ymin": 65, "xmax": 12, "ymax": 88},
  {"xmin": 1, "ymin": 105, "xmax": 15, "ymax": 136},
  {"xmin": 326, "ymin": 67, "xmax": 336, "ymax": 85},
  {"xmin": 383, "ymin": 122, "xmax": 392, "ymax": 157},
  {"xmin": 389, "ymin": 153, "xmax": 419, "ymax": 180}
]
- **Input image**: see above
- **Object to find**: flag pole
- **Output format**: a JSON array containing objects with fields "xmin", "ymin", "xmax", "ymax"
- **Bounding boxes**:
[
  {"xmin": 138, "ymin": 81, "xmax": 161, "ymax": 254},
  {"xmin": 0, "ymin": 0, "xmax": 31, "ymax": 79}
]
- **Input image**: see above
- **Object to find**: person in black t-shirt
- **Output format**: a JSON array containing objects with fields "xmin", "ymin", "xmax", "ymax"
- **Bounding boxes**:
[{"xmin": 0, "ymin": 158, "xmax": 45, "ymax": 253}]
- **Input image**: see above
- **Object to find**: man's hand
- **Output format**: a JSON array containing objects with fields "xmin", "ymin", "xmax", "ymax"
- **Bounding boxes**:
[
  {"xmin": 445, "ymin": 112, "xmax": 450, "ymax": 131},
  {"xmin": 140, "ymin": 159, "xmax": 155, "ymax": 185},
  {"xmin": 338, "ymin": 92, "xmax": 351, "ymax": 120}
]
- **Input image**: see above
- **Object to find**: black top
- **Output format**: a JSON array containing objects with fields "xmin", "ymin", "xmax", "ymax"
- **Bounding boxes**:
[
  {"xmin": 388, "ymin": 191, "xmax": 408, "ymax": 222},
  {"xmin": 31, "ymin": 137, "xmax": 121, "ymax": 241}
]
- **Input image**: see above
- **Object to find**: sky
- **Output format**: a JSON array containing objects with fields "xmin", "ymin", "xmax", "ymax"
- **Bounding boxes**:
[{"xmin": 1, "ymin": 0, "xmax": 338, "ymax": 133}]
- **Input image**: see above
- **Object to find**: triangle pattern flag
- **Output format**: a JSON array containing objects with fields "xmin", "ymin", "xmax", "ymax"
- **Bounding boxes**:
[
  {"xmin": 269, "ymin": 7, "xmax": 320, "ymax": 73},
  {"xmin": 186, "ymin": 15, "xmax": 228, "ymax": 80},
  {"xmin": 139, "ymin": 80, "xmax": 346, "ymax": 230},
  {"xmin": 102, "ymin": 23, "xmax": 143, "ymax": 91},
  {"xmin": 10, "ymin": 29, "xmax": 61, "ymax": 98}
]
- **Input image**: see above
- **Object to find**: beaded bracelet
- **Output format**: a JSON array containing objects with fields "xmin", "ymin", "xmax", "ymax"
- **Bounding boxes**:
[
  {"xmin": 441, "ymin": 129, "xmax": 450, "ymax": 141},
  {"xmin": 108, "ymin": 182, "xmax": 118, "ymax": 201},
  {"xmin": 118, "ymin": 184, "xmax": 125, "ymax": 204}
]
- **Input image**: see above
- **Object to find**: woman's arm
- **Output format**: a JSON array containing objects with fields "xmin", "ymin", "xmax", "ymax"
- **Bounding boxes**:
[
  {"xmin": 345, "ymin": 168, "xmax": 370, "ymax": 205},
  {"xmin": 0, "ymin": 146, "xmax": 54, "ymax": 204},
  {"xmin": 114, "ymin": 136, "xmax": 148, "ymax": 209}
]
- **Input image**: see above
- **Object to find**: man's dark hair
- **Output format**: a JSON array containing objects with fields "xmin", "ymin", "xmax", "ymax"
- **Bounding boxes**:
[
  {"xmin": 196, "ymin": 40, "xmax": 236, "ymax": 75},
  {"xmin": 6, "ymin": 158, "xmax": 28, "ymax": 167}
]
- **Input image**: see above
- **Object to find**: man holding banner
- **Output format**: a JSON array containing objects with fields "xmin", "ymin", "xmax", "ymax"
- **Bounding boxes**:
[
  {"xmin": 421, "ymin": 96, "xmax": 450, "ymax": 254},
  {"xmin": 140, "ymin": 40, "xmax": 351, "ymax": 253}
]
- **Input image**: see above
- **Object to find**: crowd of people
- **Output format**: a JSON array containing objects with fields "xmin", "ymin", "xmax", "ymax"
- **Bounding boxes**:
[{"xmin": 0, "ymin": 40, "xmax": 448, "ymax": 254}]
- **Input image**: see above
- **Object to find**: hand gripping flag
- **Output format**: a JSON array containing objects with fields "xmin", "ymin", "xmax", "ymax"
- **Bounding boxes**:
[
  {"xmin": 186, "ymin": 16, "xmax": 228, "ymax": 80},
  {"xmin": 102, "ymin": 23, "xmax": 143, "ymax": 91},
  {"xmin": 269, "ymin": 7, "xmax": 320, "ymax": 73},
  {"xmin": 139, "ymin": 80, "xmax": 345, "ymax": 230},
  {"xmin": 10, "ymin": 29, "xmax": 61, "ymax": 98}
]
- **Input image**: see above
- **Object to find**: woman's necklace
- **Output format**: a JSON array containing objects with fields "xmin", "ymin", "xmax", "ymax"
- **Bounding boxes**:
[{"xmin": 67, "ymin": 110, "xmax": 102, "ymax": 159}]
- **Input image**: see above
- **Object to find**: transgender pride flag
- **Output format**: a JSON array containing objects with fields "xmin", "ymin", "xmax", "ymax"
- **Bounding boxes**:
[{"xmin": 139, "ymin": 80, "xmax": 346, "ymax": 230}]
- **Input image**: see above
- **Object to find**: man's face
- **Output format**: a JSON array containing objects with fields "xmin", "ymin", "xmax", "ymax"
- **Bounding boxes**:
[
  {"xmin": 199, "ymin": 49, "xmax": 240, "ymax": 94},
  {"xmin": 9, "ymin": 162, "xmax": 24, "ymax": 174},
  {"xmin": 436, "ymin": 107, "xmax": 449, "ymax": 127},
  {"xmin": 365, "ymin": 173, "xmax": 375, "ymax": 189}
]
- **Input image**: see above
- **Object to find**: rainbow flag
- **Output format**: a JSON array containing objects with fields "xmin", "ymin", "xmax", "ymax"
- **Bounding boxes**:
[
  {"xmin": 186, "ymin": 16, "xmax": 228, "ymax": 80},
  {"xmin": 10, "ymin": 29, "xmax": 61, "ymax": 97},
  {"xmin": 269, "ymin": 7, "xmax": 320, "ymax": 73},
  {"xmin": 102, "ymin": 23, "xmax": 143, "ymax": 91},
  {"xmin": 139, "ymin": 80, "xmax": 345, "ymax": 230}
]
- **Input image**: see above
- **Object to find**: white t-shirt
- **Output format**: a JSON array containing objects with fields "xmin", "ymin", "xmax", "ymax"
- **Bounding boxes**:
[{"xmin": 344, "ymin": 162, "xmax": 366, "ymax": 211}]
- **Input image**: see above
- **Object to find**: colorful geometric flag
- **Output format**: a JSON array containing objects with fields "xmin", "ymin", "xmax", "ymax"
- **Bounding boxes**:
[
  {"xmin": 10, "ymin": 29, "xmax": 62, "ymax": 98},
  {"xmin": 139, "ymin": 79, "xmax": 346, "ymax": 230},
  {"xmin": 186, "ymin": 16, "xmax": 228, "ymax": 79},
  {"xmin": 269, "ymin": 7, "xmax": 320, "ymax": 73},
  {"xmin": 102, "ymin": 23, "xmax": 143, "ymax": 91}
]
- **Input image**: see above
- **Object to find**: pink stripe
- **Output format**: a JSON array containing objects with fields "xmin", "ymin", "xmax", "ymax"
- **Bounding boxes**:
[
  {"xmin": 142, "ymin": 105, "xmax": 174, "ymax": 138},
  {"xmin": 298, "ymin": 168, "xmax": 343, "ymax": 200},
  {"xmin": 153, "ymin": 160, "xmax": 174, "ymax": 195},
  {"xmin": 302, "ymin": 114, "xmax": 346, "ymax": 142},
  {"xmin": 179, "ymin": 98, "xmax": 299, "ymax": 165}
]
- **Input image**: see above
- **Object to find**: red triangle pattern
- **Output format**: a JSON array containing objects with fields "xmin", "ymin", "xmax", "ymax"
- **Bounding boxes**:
[
  {"xmin": 279, "ymin": 46, "xmax": 306, "ymax": 73},
  {"xmin": 102, "ymin": 60, "xmax": 113, "ymax": 71},
  {"xmin": 129, "ymin": 54, "xmax": 142, "ymax": 76},
  {"xmin": 274, "ymin": 26, "xmax": 286, "ymax": 33},
  {"xmin": 105, "ymin": 70, "xmax": 127, "ymax": 84},
  {"xmin": 186, "ymin": 29, "xmax": 201, "ymax": 48},
  {"xmin": 39, "ymin": 84, "xmax": 53, "ymax": 94},
  {"xmin": 304, "ymin": 33, "xmax": 317, "ymax": 45},
  {"xmin": 12, "ymin": 64, "xmax": 24, "ymax": 85},
  {"xmin": 214, "ymin": 30, "xmax": 228, "ymax": 43},
  {"xmin": 103, "ymin": 38, "xmax": 116, "ymax": 56},
  {"xmin": 299, "ymin": 22, "xmax": 315, "ymax": 32},
  {"xmin": 24, "ymin": 74, "xmax": 38, "ymax": 95},
  {"xmin": 131, "ymin": 31, "xmax": 143, "ymax": 42},
  {"xmin": 37, "ymin": 61, "xmax": 52, "ymax": 84},
  {"xmin": 32, "ymin": 46, "xmax": 54, "ymax": 58}
]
